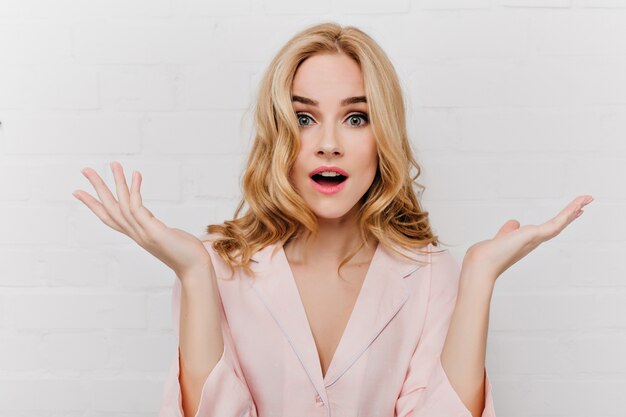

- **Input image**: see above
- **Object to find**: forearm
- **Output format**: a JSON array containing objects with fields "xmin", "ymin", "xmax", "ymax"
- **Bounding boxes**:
[
  {"xmin": 440, "ymin": 267, "xmax": 495, "ymax": 417},
  {"xmin": 178, "ymin": 265, "xmax": 224, "ymax": 417}
]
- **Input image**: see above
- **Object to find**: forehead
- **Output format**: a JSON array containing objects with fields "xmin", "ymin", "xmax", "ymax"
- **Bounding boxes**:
[{"xmin": 291, "ymin": 53, "xmax": 365, "ymax": 102}]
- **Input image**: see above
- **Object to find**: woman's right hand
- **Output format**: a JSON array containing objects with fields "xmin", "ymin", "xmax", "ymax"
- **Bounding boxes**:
[{"xmin": 72, "ymin": 161, "xmax": 212, "ymax": 280}]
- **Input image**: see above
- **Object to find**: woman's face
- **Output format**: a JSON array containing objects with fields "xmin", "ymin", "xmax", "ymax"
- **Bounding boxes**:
[{"xmin": 289, "ymin": 52, "xmax": 378, "ymax": 220}]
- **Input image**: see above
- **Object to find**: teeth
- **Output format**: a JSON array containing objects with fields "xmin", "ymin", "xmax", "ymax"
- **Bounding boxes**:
[{"xmin": 318, "ymin": 171, "xmax": 342, "ymax": 177}]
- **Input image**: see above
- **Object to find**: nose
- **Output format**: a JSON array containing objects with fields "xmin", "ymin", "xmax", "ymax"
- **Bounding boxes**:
[{"xmin": 316, "ymin": 125, "xmax": 343, "ymax": 157}]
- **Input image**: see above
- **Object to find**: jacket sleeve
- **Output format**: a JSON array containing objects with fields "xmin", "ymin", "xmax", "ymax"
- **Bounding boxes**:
[
  {"xmin": 395, "ymin": 249, "xmax": 496, "ymax": 417},
  {"xmin": 158, "ymin": 274, "xmax": 257, "ymax": 417}
]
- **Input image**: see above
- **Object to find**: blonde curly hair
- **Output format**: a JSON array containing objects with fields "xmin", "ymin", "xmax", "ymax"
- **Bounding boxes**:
[{"xmin": 205, "ymin": 22, "xmax": 445, "ymax": 280}]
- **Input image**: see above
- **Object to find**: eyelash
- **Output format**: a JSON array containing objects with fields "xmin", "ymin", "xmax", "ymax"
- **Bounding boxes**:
[{"xmin": 295, "ymin": 112, "xmax": 369, "ymax": 128}]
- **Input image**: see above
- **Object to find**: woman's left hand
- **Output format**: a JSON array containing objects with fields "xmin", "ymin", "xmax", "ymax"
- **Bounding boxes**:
[{"xmin": 462, "ymin": 194, "xmax": 594, "ymax": 284}]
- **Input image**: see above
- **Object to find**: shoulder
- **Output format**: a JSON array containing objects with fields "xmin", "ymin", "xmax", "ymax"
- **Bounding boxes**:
[
  {"xmin": 197, "ymin": 232, "xmax": 232, "ymax": 278},
  {"xmin": 426, "ymin": 246, "xmax": 462, "ymax": 301},
  {"xmin": 427, "ymin": 245, "xmax": 460, "ymax": 273},
  {"xmin": 196, "ymin": 232, "xmax": 219, "ymax": 260},
  {"xmin": 198, "ymin": 231, "xmax": 223, "ymax": 245}
]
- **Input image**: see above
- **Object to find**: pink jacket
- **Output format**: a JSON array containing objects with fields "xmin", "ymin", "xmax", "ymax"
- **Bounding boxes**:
[{"xmin": 159, "ymin": 234, "xmax": 496, "ymax": 417}]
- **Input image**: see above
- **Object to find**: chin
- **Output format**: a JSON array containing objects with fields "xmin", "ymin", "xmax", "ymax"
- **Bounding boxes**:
[
  {"xmin": 309, "ymin": 202, "xmax": 358, "ymax": 221},
  {"xmin": 314, "ymin": 212, "xmax": 349, "ymax": 220}
]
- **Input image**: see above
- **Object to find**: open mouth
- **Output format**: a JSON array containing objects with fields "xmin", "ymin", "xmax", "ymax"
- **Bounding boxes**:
[{"xmin": 311, "ymin": 173, "xmax": 348, "ymax": 186}]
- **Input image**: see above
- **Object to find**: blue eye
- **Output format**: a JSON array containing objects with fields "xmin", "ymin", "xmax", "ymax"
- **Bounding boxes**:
[
  {"xmin": 347, "ymin": 113, "xmax": 369, "ymax": 127},
  {"xmin": 295, "ymin": 112, "xmax": 369, "ymax": 127},
  {"xmin": 296, "ymin": 113, "xmax": 314, "ymax": 127}
]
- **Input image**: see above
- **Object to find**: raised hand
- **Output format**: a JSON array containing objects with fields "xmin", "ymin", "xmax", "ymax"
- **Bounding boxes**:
[
  {"xmin": 72, "ymin": 161, "xmax": 212, "ymax": 279},
  {"xmin": 462, "ymin": 194, "xmax": 594, "ymax": 283}
]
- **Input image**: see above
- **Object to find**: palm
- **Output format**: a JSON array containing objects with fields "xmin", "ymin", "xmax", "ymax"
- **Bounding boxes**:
[
  {"xmin": 73, "ymin": 161, "xmax": 212, "ymax": 278},
  {"xmin": 464, "ymin": 195, "xmax": 593, "ymax": 280},
  {"xmin": 145, "ymin": 226, "xmax": 211, "ymax": 275}
]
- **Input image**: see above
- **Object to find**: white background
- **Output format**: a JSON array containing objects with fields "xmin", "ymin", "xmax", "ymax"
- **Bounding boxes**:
[{"xmin": 0, "ymin": 0, "xmax": 623, "ymax": 415}]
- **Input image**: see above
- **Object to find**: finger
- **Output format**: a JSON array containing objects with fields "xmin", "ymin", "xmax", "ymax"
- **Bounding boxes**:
[
  {"xmin": 110, "ymin": 161, "xmax": 144, "ymax": 238},
  {"xmin": 539, "ymin": 195, "xmax": 594, "ymax": 240},
  {"xmin": 493, "ymin": 219, "xmax": 520, "ymax": 239},
  {"xmin": 82, "ymin": 167, "xmax": 119, "ymax": 210},
  {"xmin": 128, "ymin": 170, "xmax": 166, "ymax": 234},
  {"xmin": 72, "ymin": 189, "xmax": 126, "ymax": 234},
  {"xmin": 574, "ymin": 195, "xmax": 594, "ymax": 216},
  {"xmin": 81, "ymin": 166, "xmax": 139, "ymax": 239}
]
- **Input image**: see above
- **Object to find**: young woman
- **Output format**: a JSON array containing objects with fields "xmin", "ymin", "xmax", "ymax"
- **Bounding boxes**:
[{"xmin": 72, "ymin": 22, "xmax": 593, "ymax": 417}]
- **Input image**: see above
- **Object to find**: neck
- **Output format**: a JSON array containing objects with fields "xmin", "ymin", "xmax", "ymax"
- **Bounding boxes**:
[{"xmin": 284, "ymin": 212, "xmax": 377, "ymax": 267}]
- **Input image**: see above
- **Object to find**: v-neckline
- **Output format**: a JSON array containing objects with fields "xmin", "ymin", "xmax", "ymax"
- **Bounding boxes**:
[
  {"xmin": 279, "ymin": 240, "xmax": 381, "ymax": 383},
  {"xmin": 246, "ymin": 237, "xmax": 420, "ymax": 399}
]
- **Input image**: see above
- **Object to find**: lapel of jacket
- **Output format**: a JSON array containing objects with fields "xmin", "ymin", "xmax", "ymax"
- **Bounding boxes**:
[{"xmin": 245, "ymin": 239, "xmax": 426, "ymax": 401}]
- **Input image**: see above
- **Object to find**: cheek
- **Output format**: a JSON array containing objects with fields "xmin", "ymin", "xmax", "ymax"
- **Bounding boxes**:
[
  {"xmin": 352, "ymin": 152, "xmax": 378, "ymax": 187},
  {"xmin": 292, "ymin": 138, "xmax": 315, "ymax": 171},
  {"xmin": 359, "ymin": 140, "xmax": 378, "ymax": 169},
  {"xmin": 291, "ymin": 151, "xmax": 309, "ymax": 180}
]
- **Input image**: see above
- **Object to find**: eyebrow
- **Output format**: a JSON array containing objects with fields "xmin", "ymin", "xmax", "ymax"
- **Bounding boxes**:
[{"xmin": 292, "ymin": 95, "xmax": 367, "ymax": 107}]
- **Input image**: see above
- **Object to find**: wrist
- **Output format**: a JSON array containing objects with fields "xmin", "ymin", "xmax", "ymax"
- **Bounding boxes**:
[{"xmin": 459, "ymin": 263, "xmax": 497, "ymax": 293}]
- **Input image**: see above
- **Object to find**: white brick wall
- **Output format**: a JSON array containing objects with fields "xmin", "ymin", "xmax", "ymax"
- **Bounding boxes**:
[{"xmin": 0, "ymin": 0, "xmax": 621, "ymax": 415}]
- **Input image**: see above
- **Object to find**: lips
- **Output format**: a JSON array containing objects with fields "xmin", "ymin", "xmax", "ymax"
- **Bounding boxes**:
[
  {"xmin": 308, "ymin": 165, "xmax": 349, "ymax": 195},
  {"xmin": 310, "ymin": 176, "xmax": 347, "ymax": 195},
  {"xmin": 309, "ymin": 165, "xmax": 349, "ymax": 178},
  {"xmin": 311, "ymin": 173, "xmax": 347, "ymax": 186}
]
